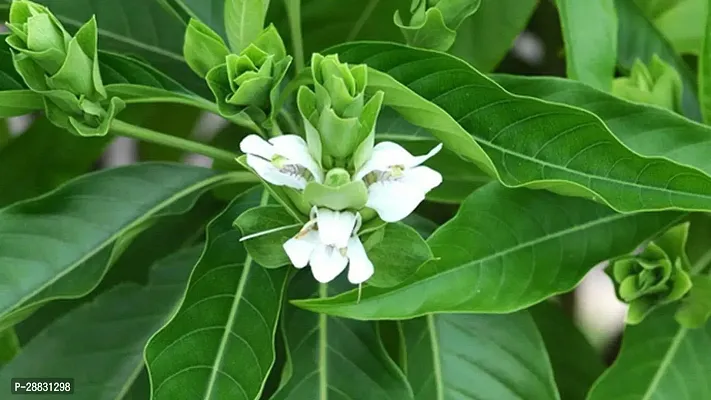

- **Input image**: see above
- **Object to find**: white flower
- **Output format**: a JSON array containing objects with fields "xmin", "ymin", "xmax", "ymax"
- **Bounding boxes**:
[
  {"xmin": 240, "ymin": 134, "xmax": 323, "ymax": 190},
  {"xmin": 283, "ymin": 207, "xmax": 374, "ymax": 284},
  {"xmin": 354, "ymin": 141, "xmax": 443, "ymax": 222}
]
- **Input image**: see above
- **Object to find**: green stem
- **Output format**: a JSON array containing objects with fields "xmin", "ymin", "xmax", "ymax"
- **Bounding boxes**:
[
  {"xmin": 279, "ymin": 109, "xmax": 301, "ymax": 135},
  {"xmin": 692, "ymin": 246, "xmax": 711, "ymax": 275},
  {"xmin": 110, "ymin": 119, "xmax": 239, "ymax": 164},
  {"xmin": 285, "ymin": 0, "xmax": 305, "ymax": 71}
]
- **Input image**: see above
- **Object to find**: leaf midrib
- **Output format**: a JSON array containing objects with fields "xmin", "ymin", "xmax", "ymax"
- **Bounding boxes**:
[
  {"xmin": 315, "ymin": 211, "xmax": 672, "ymax": 315},
  {"xmin": 202, "ymin": 254, "xmax": 254, "ymax": 399},
  {"xmin": 640, "ymin": 327, "xmax": 688, "ymax": 400},
  {"xmin": 0, "ymin": 171, "xmax": 228, "ymax": 319},
  {"xmin": 426, "ymin": 315, "xmax": 444, "ymax": 400}
]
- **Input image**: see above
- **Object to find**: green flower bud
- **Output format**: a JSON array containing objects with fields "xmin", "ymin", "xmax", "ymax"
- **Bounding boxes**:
[
  {"xmin": 204, "ymin": 25, "xmax": 291, "ymax": 124},
  {"xmin": 5, "ymin": 0, "xmax": 124, "ymax": 136},
  {"xmin": 394, "ymin": 0, "xmax": 480, "ymax": 51},
  {"xmin": 298, "ymin": 53, "xmax": 384, "ymax": 170},
  {"xmin": 610, "ymin": 222, "xmax": 693, "ymax": 324},
  {"xmin": 612, "ymin": 55, "xmax": 683, "ymax": 112}
]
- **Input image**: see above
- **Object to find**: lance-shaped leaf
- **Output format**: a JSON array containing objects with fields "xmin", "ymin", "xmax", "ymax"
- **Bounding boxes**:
[
  {"xmin": 0, "ymin": 246, "xmax": 201, "ymax": 400},
  {"xmin": 224, "ymin": 0, "xmax": 269, "ymax": 53},
  {"xmin": 615, "ymin": 0, "xmax": 701, "ymax": 120},
  {"xmin": 0, "ymin": 163, "xmax": 240, "ymax": 326},
  {"xmin": 554, "ymin": 0, "xmax": 617, "ymax": 91},
  {"xmin": 293, "ymin": 182, "xmax": 682, "ymax": 320},
  {"xmin": 145, "ymin": 188, "xmax": 289, "ymax": 400},
  {"xmin": 330, "ymin": 42, "xmax": 711, "ymax": 214},
  {"xmin": 399, "ymin": 312, "xmax": 559, "ymax": 400},
  {"xmin": 492, "ymin": 74, "xmax": 711, "ymax": 178},
  {"xmin": 270, "ymin": 272, "xmax": 414, "ymax": 400},
  {"xmin": 588, "ymin": 305, "xmax": 711, "ymax": 400},
  {"xmin": 529, "ymin": 302, "xmax": 605, "ymax": 400}
]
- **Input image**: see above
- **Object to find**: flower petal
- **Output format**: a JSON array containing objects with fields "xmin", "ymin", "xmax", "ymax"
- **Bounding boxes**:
[
  {"xmin": 401, "ymin": 165, "xmax": 443, "ymax": 193},
  {"xmin": 246, "ymin": 154, "xmax": 307, "ymax": 190},
  {"xmin": 354, "ymin": 141, "xmax": 412, "ymax": 180},
  {"xmin": 240, "ymin": 134, "xmax": 275, "ymax": 159},
  {"xmin": 346, "ymin": 236, "xmax": 374, "ymax": 284},
  {"xmin": 309, "ymin": 245, "xmax": 348, "ymax": 283},
  {"xmin": 270, "ymin": 134, "xmax": 324, "ymax": 183},
  {"xmin": 407, "ymin": 143, "xmax": 443, "ymax": 168},
  {"xmin": 316, "ymin": 208, "xmax": 357, "ymax": 248},
  {"xmin": 282, "ymin": 230, "xmax": 319, "ymax": 269},
  {"xmin": 354, "ymin": 141, "xmax": 442, "ymax": 179},
  {"xmin": 366, "ymin": 179, "xmax": 426, "ymax": 222}
]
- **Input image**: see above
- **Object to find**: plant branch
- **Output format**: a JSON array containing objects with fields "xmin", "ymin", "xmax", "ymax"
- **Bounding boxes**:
[
  {"xmin": 284, "ymin": 0, "xmax": 305, "ymax": 71},
  {"xmin": 110, "ymin": 119, "xmax": 239, "ymax": 164}
]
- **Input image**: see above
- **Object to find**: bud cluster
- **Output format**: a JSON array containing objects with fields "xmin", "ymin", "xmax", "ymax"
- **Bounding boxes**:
[
  {"xmin": 184, "ymin": 19, "xmax": 291, "ymax": 126},
  {"xmin": 5, "ymin": 0, "xmax": 124, "ymax": 136}
]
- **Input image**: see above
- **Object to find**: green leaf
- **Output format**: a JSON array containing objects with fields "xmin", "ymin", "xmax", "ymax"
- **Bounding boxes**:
[
  {"xmin": 224, "ymin": 0, "xmax": 269, "ymax": 53},
  {"xmin": 12, "ymin": 194, "xmax": 224, "ymax": 347},
  {"xmin": 675, "ymin": 275, "xmax": 711, "ymax": 328},
  {"xmin": 270, "ymin": 273, "xmax": 414, "ymax": 400},
  {"xmin": 99, "ymin": 51, "xmax": 257, "ymax": 128},
  {"xmin": 184, "ymin": 18, "xmax": 230, "ymax": 78},
  {"xmin": 449, "ymin": 0, "xmax": 538, "ymax": 72},
  {"xmin": 366, "ymin": 223, "xmax": 433, "ymax": 288},
  {"xmin": 0, "ymin": 246, "xmax": 201, "ymax": 399},
  {"xmin": 0, "ymin": 116, "xmax": 109, "ymax": 208},
  {"xmin": 292, "ymin": 183, "xmax": 682, "ymax": 319},
  {"xmin": 588, "ymin": 305, "xmax": 711, "ymax": 400},
  {"xmin": 331, "ymin": 42, "xmax": 711, "ymax": 214},
  {"xmin": 529, "ymin": 302, "xmax": 605, "ymax": 400},
  {"xmin": 1, "ymin": 0, "xmax": 206, "ymax": 93},
  {"xmin": 700, "ymin": 0, "xmax": 711, "ymax": 124},
  {"xmin": 492, "ymin": 74, "xmax": 711, "ymax": 178},
  {"xmin": 555, "ymin": 0, "xmax": 617, "ymax": 91},
  {"xmin": 400, "ymin": 312, "xmax": 559, "ymax": 400},
  {"xmin": 0, "ymin": 91, "xmax": 44, "ymax": 117},
  {"xmin": 100, "ymin": 51, "xmax": 207, "ymax": 108},
  {"xmin": 145, "ymin": 188, "xmax": 289, "ymax": 400},
  {"xmin": 0, "ymin": 163, "xmax": 237, "ymax": 326},
  {"xmin": 0, "ymin": 328, "xmax": 19, "ymax": 365},
  {"xmin": 234, "ymin": 204, "xmax": 301, "ymax": 268},
  {"xmin": 615, "ymin": 0, "xmax": 702, "ymax": 120},
  {"xmin": 633, "ymin": 0, "xmax": 706, "ymax": 55}
]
